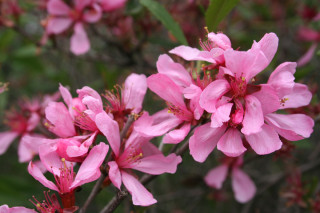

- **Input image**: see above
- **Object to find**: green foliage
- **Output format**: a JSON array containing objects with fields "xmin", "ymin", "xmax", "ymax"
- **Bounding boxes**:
[
  {"xmin": 140, "ymin": 0, "xmax": 188, "ymax": 45},
  {"xmin": 205, "ymin": 0, "xmax": 239, "ymax": 31}
]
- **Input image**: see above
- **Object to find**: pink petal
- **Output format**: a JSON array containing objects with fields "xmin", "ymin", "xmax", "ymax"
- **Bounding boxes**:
[
  {"xmin": 265, "ymin": 113, "xmax": 314, "ymax": 141},
  {"xmin": 71, "ymin": 142, "xmax": 109, "ymax": 189},
  {"xmin": 0, "ymin": 205, "xmax": 37, "ymax": 213},
  {"xmin": 231, "ymin": 168, "xmax": 256, "ymax": 203},
  {"xmin": 123, "ymin": 73, "xmax": 147, "ymax": 113},
  {"xmin": 210, "ymin": 103, "xmax": 233, "ymax": 128},
  {"xmin": 70, "ymin": 23, "xmax": 90, "ymax": 55},
  {"xmin": 27, "ymin": 112, "xmax": 40, "ymax": 131},
  {"xmin": 217, "ymin": 128, "xmax": 247, "ymax": 157},
  {"xmin": 47, "ymin": 0, "xmax": 70, "ymax": 15},
  {"xmin": 169, "ymin": 45, "xmax": 218, "ymax": 63},
  {"xmin": 45, "ymin": 102, "xmax": 76, "ymax": 138},
  {"xmin": 134, "ymin": 111, "xmax": 182, "ymax": 137},
  {"xmin": 280, "ymin": 83, "xmax": 312, "ymax": 109},
  {"xmin": 28, "ymin": 162, "xmax": 58, "ymax": 191},
  {"xmin": 199, "ymin": 79, "xmax": 230, "ymax": 113},
  {"xmin": 245, "ymin": 124, "xmax": 282, "ymax": 155},
  {"xmin": 39, "ymin": 143, "xmax": 65, "ymax": 175},
  {"xmin": 75, "ymin": 0, "xmax": 92, "ymax": 11},
  {"xmin": 251, "ymin": 32, "xmax": 278, "ymax": 64},
  {"xmin": 59, "ymin": 83, "xmax": 73, "ymax": 107},
  {"xmin": 108, "ymin": 161, "xmax": 122, "ymax": 189},
  {"xmin": 0, "ymin": 131, "xmax": 18, "ymax": 155},
  {"xmin": 208, "ymin": 32, "xmax": 231, "ymax": 50},
  {"xmin": 268, "ymin": 62, "xmax": 296, "ymax": 97},
  {"xmin": 163, "ymin": 122, "xmax": 191, "ymax": 144},
  {"xmin": 189, "ymin": 123, "xmax": 227, "ymax": 162},
  {"xmin": 121, "ymin": 171, "xmax": 157, "ymax": 206},
  {"xmin": 224, "ymin": 48, "xmax": 268, "ymax": 82},
  {"xmin": 147, "ymin": 73, "xmax": 187, "ymax": 110},
  {"xmin": 157, "ymin": 54, "xmax": 192, "ymax": 88},
  {"xmin": 204, "ymin": 164, "xmax": 228, "ymax": 189},
  {"xmin": 95, "ymin": 112, "xmax": 120, "ymax": 156},
  {"xmin": 252, "ymin": 84, "xmax": 280, "ymax": 115},
  {"xmin": 297, "ymin": 43, "xmax": 318, "ymax": 67},
  {"xmin": 241, "ymin": 95, "xmax": 264, "ymax": 135},
  {"xmin": 83, "ymin": 3, "xmax": 102, "ymax": 23},
  {"xmin": 77, "ymin": 86, "xmax": 102, "ymax": 103},
  {"xmin": 66, "ymin": 132, "xmax": 98, "ymax": 158},
  {"xmin": 99, "ymin": 0, "xmax": 127, "ymax": 11},
  {"xmin": 46, "ymin": 17, "xmax": 72, "ymax": 34},
  {"xmin": 18, "ymin": 135, "xmax": 35, "ymax": 163},
  {"xmin": 183, "ymin": 84, "xmax": 204, "ymax": 120},
  {"xmin": 129, "ymin": 153, "xmax": 182, "ymax": 175}
]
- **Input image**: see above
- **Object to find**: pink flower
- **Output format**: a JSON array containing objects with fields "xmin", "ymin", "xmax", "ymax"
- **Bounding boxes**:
[
  {"xmin": 188, "ymin": 33, "xmax": 314, "ymax": 161},
  {"xmin": 0, "ymin": 205, "xmax": 36, "ymax": 213},
  {"xmin": 28, "ymin": 142, "xmax": 108, "ymax": 208},
  {"xmin": 95, "ymin": 111, "xmax": 182, "ymax": 206},
  {"xmin": 0, "ymin": 82, "xmax": 8, "ymax": 94},
  {"xmin": 0, "ymin": 107, "xmax": 40, "ymax": 161},
  {"xmin": 205, "ymin": 157, "xmax": 256, "ymax": 203},
  {"xmin": 46, "ymin": 0, "xmax": 102, "ymax": 55}
]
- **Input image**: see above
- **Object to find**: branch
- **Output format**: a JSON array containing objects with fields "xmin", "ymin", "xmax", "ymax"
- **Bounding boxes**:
[{"xmin": 79, "ymin": 115, "xmax": 135, "ymax": 213}]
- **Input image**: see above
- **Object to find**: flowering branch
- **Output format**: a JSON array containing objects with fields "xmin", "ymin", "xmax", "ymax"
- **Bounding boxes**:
[{"xmin": 79, "ymin": 115, "xmax": 135, "ymax": 213}]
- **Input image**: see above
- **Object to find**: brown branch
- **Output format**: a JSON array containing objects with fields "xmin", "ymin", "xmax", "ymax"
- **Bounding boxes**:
[{"xmin": 79, "ymin": 115, "xmax": 135, "ymax": 213}]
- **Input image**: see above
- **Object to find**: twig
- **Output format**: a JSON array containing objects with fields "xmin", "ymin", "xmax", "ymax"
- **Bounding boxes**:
[{"xmin": 79, "ymin": 116, "xmax": 135, "ymax": 213}]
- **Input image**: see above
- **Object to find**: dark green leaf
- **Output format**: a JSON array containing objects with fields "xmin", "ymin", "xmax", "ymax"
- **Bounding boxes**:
[
  {"xmin": 140, "ymin": 0, "xmax": 188, "ymax": 45},
  {"xmin": 205, "ymin": 0, "xmax": 239, "ymax": 31}
]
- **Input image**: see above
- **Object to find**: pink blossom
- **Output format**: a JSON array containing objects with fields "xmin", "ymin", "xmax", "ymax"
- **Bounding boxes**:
[
  {"xmin": 95, "ymin": 111, "xmax": 182, "ymax": 206},
  {"xmin": 205, "ymin": 157, "xmax": 256, "ymax": 203},
  {"xmin": 28, "ymin": 143, "xmax": 109, "ymax": 197},
  {"xmin": 0, "ymin": 205, "xmax": 36, "ymax": 213},
  {"xmin": 45, "ymin": 0, "xmax": 102, "ymax": 55},
  {"xmin": 187, "ymin": 33, "xmax": 313, "ymax": 161}
]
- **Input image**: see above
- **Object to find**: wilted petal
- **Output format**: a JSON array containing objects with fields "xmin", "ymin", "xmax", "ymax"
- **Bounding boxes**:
[
  {"xmin": 265, "ymin": 113, "xmax": 314, "ymax": 141},
  {"xmin": 129, "ymin": 153, "xmax": 182, "ymax": 175},
  {"xmin": 0, "ymin": 131, "xmax": 18, "ymax": 155},
  {"xmin": 241, "ymin": 95, "xmax": 264, "ymax": 135},
  {"xmin": 71, "ymin": 143, "xmax": 109, "ymax": 189},
  {"xmin": 121, "ymin": 171, "xmax": 157, "ymax": 206},
  {"xmin": 217, "ymin": 128, "xmax": 246, "ymax": 157},
  {"xmin": 157, "ymin": 54, "xmax": 192, "ymax": 88},
  {"xmin": 231, "ymin": 168, "xmax": 256, "ymax": 203},
  {"xmin": 108, "ymin": 161, "xmax": 122, "ymax": 189},
  {"xmin": 123, "ymin": 73, "xmax": 147, "ymax": 113},
  {"xmin": 189, "ymin": 123, "xmax": 227, "ymax": 162},
  {"xmin": 95, "ymin": 112, "xmax": 120, "ymax": 156},
  {"xmin": 204, "ymin": 164, "xmax": 228, "ymax": 189},
  {"xmin": 245, "ymin": 124, "xmax": 282, "ymax": 155},
  {"xmin": 200, "ymin": 79, "xmax": 230, "ymax": 113},
  {"xmin": 70, "ymin": 23, "xmax": 90, "ymax": 55},
  {"xmin": 28, "ymin": 162, "xmax": 58, "ymax": 191},
  {"xmin": 163, "ymin": 123, "xmax": 190, "ymax": 144}
]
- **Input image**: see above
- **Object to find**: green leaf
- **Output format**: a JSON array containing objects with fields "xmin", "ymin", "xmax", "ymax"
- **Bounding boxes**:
[
  {"xmin": 140, "ymin": 0, "xmax": 188, "ymax": 45},
  {"xmin": 205, "ymin": 0, "xmax": 239, "ymax": 31}
]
